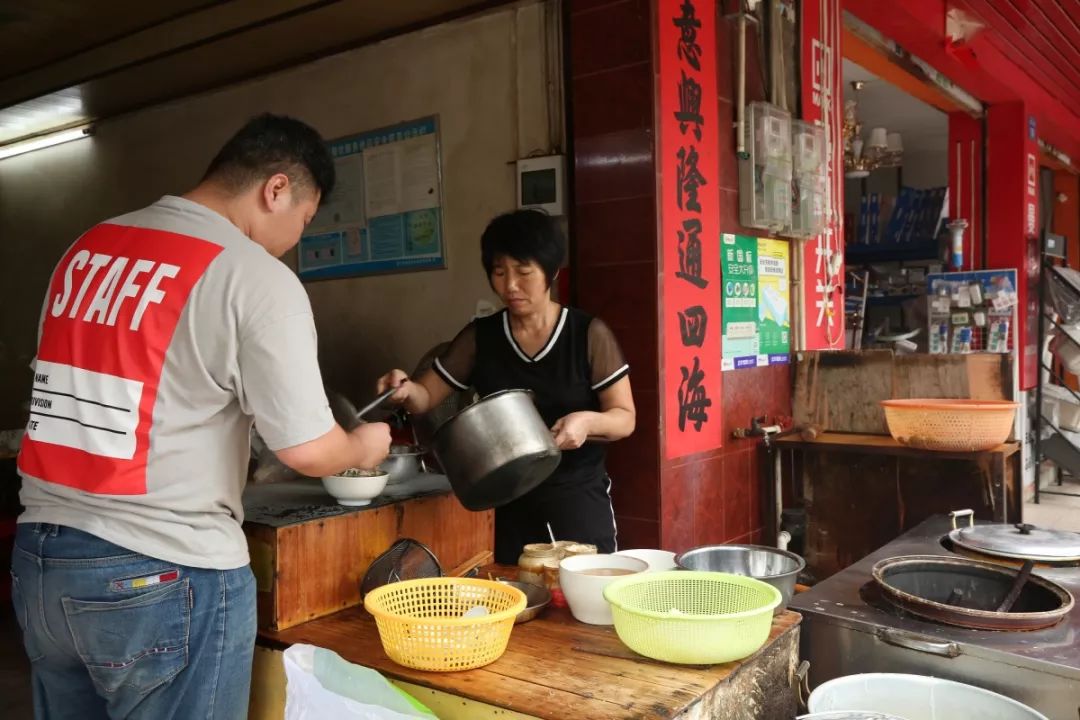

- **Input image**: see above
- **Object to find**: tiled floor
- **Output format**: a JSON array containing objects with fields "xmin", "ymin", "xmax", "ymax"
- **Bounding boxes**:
[{"xmin": 1025, "ymin": 477, "xmax": 1080, "ymax": 531}]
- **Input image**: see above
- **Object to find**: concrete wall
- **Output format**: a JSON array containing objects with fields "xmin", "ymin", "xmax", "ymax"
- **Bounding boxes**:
[{"xmin": 0, "ymin": 2, "xmax": 553, "ymax": 427}]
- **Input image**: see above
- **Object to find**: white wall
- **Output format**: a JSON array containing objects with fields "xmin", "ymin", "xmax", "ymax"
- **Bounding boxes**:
[{"xmin": 0, "ymin": 2, "xmax": 554, "ymax": 423}]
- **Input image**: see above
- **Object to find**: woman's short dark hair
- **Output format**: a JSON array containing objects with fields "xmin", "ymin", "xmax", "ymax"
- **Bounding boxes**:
[
  {"xmin": 480, "ymin": 210, "xmax": 565, "ymax": 287},
  {"xmin": 203, "ymin": 113, "xmax": 335, "ymax": 200}
]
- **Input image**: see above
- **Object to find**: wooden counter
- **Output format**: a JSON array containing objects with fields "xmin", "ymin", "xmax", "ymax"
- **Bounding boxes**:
[
  {"xmin": 252, "ymin": 581, "xmax": 802, "ymax": 720},
  {"xmin": 242, "ymin": 475, "xmax": 493, "ymax": 630}
]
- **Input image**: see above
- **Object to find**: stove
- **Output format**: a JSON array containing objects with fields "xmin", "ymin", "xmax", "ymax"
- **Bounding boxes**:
[{"xmin": 790, "ymin": 515, "xmax": 1080, "ymax": 720}]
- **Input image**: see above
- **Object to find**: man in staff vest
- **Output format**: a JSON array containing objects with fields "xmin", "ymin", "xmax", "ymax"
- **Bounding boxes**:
[{"xmin": 11, "ymin": 114, "xmax": 391, "ymax": 719}]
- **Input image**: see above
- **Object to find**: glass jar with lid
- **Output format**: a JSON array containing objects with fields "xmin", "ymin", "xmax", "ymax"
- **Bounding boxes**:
[{"xmin": 518, "ymin": 543, "xmax": 559, "ymax": 586}]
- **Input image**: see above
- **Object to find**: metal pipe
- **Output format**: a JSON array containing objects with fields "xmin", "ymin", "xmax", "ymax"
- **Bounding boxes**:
[
  {"xmin": 777, "ymin": 530, "xmax": 791, "ymax": 551},
  {"xmin": 970, "ymin": 138, "xmax": 976, "ymax": 269},
  {"xmin": 792, "ymin": 239, "xmax": 805, "ymax": 350},
  {"xmin": 774, "ymin": 449, "xmax": 784, "ymax": 547},
  {"xmin": 769, "ymin": 0, "xmax": 782, "ymax": 109},
  {"xmin": 736, "ymin": 12, "xmax": 747, "ymax": 155},
  {"xmin": 956, "ymin": 140, "xmax": 963, "ymax": 266}
]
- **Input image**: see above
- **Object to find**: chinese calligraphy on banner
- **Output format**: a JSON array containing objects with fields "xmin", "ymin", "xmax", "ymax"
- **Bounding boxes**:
[
  {"xmin": 660, "ymin": 0, "xmax": 722, "ymax": 459},
  {"xmin": 799, "ymin": 0, "xmax": 845, "ymax": 349},
  {"xmin": 721, "ymin": 235, "xmax": 791, "ymax": 371}
]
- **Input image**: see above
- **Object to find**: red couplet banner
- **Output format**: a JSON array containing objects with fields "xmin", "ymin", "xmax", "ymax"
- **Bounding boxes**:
[{"xmin": 658, "ymin": 0, "xmax": 723, "ymax": 459}]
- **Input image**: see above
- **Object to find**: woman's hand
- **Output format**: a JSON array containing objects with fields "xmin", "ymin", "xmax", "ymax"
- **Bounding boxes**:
[
  {"xmin": 551, "ymin": 412, "xmax": 593, "ymax": 450},
  {"xmin": 376, "ymin": 369, "xmax": 412, "ymax": 405}
]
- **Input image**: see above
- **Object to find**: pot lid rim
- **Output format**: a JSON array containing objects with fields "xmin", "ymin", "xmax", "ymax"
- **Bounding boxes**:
[{"xmin": 949, "ymin": 523, "xmax": 1080, "ymax": 561}]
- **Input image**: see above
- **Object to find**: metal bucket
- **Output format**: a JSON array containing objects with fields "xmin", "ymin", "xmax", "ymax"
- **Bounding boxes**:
[
  {"xmin": 674, "ymin": 544, "xmax": 805, "ymax": 610},
  {"xmin": 432, "ymin": 389, "xmax": 561, "ymax": 510},
  {"xmin": 808, "ymin": 673, "xmax": 1048, "ymax": 719}
]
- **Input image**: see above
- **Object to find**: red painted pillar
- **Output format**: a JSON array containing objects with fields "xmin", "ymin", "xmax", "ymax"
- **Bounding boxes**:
[
  {"xmin": 569, "ymin": 0, "xmax": 662, "ymax": 549},
  {"xmin": 985, "ymin": 102, "xmax": 1040, "ymax": 390}
]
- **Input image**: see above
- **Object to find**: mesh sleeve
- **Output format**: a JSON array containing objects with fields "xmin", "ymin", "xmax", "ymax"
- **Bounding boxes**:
[
  {"xmin": 432, "ymin": 323, "xmax": 476, "ymax": 390},
  {"xmin": 588, "ymin": 318, "xmax": 630, "ymax": 391}
]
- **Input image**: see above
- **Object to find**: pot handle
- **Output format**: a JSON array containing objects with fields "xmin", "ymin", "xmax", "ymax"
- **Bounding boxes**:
[
  {"xmin": 877, "ymin": 628, "xmax": 961, "ymax": 658},
  {"xmin": 794, "ymin": 660, "xmax": 811, "ymax": 711},
  {"xmin": 949, "ymin": 508, "xmax": 974, "ymax": 530}
]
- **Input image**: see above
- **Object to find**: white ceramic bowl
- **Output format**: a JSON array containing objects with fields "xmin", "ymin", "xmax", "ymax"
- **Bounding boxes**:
[
  {"xmin": 559, "ymin": 553, "xmax": 648, "ymax": 625},
  {"xmin": 614, "ymin": 549, "xmax": 677, "ymax": 572},
  {"xmin": 321, "ymin": 471, "xmax": 388, "ymax": 506}
]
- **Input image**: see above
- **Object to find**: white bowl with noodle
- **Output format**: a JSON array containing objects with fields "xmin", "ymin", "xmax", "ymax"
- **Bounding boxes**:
[{"xmin": 321, "ymin": 468, "xmax": 388, "ymax": 506}]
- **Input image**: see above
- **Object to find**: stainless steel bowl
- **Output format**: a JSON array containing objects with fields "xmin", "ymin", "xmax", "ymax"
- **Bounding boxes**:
[
  {"xmin": 674, "ymin": 544, "xmax": 805, "ymax": 610},
  {"xmin": 497, "ymin": 580, "xmax": 551, "ymax": 623},
  {"xmin": 379, "ymin": 444, "xmax": 425, "ymax": 484}
]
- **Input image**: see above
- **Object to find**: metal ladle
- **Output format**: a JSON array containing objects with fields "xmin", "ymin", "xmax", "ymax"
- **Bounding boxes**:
[{"xmin": 328, "ymin": 388, "xmax": 396, "ymax": 431}]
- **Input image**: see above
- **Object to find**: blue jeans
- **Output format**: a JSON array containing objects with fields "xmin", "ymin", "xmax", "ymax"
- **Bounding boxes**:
[{"xmin": 10, "ymin": 524, "xmax": 256, "ymax": 720}]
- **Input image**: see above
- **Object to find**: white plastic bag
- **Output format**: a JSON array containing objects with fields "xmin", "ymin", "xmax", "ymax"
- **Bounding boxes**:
[{"xmin": 283, "ymin": 644, "xmax": 436, "ymax": 720}]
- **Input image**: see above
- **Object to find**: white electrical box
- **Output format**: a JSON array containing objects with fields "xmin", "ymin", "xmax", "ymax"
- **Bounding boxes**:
[
  {"xmin": 739, "ymin": 102, "xmax": 792, "ymax": 231},
  {"xmin": 787, "ymin": 120, "xmax": 827, "ymax": 238},
  {"xmin": 516, "ymin": 155, "xmax": 565, "ymax": 216}
]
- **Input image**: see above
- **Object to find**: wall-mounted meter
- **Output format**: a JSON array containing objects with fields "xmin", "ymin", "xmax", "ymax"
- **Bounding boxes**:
[
  {"xmin": 787, "ymin": 120, "xmax": 827, "ymax": 238},
  {"xmin": 517, "ymin": 154, "xmax": 565, "ymax": 216},
  {"xmin": 738, "ymin": 102, "xmax": 792, "ymax": 232}
]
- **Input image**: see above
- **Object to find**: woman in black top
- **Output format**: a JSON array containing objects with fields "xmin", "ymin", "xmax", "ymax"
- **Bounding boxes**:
[{"xmin": 377, "ymin": 210, "xmax": 636, "ymax": 563}]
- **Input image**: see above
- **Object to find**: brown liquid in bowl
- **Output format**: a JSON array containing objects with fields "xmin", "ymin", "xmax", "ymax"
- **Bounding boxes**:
[{"xmin": 579, "ymin": 568, "xmax": 637, "ymax": 576}]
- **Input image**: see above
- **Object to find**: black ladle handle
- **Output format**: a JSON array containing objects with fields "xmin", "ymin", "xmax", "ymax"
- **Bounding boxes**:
[{"xmin": 996, "ymin": 559, "xmax": 1036, "ymax": 613}]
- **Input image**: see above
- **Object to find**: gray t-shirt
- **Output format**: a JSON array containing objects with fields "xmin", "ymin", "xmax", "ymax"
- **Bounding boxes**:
[{"xmin": 18, "ymin": 195, "xmax": 334, "ymax": 569}]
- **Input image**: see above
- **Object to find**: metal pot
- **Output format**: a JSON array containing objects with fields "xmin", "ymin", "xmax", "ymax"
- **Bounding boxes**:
[
  {"xmin": 674, "ymin": 544, "xmax": 805, "ymax": 610},
  {"xmin": 379, "ymin": 444, "xmax": 426, "ymax": 484},
  {"xmin": 431, "ymin": 389, "xmax": 561, "ymax": 510}
]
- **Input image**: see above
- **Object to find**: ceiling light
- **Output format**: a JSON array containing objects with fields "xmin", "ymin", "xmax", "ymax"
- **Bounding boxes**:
[
  {"xmin": 843, "ymin": 83, "xmax": 902, "ymax": 178},
  {"xmin": 0, "ymin": 126, "xmax": 93, "ymax": 161}
]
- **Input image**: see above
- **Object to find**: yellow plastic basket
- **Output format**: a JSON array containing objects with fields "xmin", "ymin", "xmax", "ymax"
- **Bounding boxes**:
[
  {"xmin": 363, "ymin": 578, "xmax": 526, "ymax": 672},
  {"xmin": 880, "ymin": 399, "xmax": 1018, "ymax": 451},
  {"xmin": 603, "ymin": 571, "xmax": 780, "ymax": 665}
]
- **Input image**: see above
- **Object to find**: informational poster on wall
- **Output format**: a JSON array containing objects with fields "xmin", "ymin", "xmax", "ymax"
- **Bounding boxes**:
[
  {"xmin": 297, "ymin": 116, "xmax": 445, "ymax": 281},
  {"xmin": 721, "ymin": 234, "xmax": 791, "ymax": 371}
]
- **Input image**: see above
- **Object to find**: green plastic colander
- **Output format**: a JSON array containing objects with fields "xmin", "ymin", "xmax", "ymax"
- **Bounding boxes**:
[{"xmin": 602, "ymin": 571, "xmax": 781, "ymax": 664}]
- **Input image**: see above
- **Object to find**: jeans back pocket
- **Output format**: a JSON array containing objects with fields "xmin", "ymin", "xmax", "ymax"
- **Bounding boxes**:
[
  {"xmin": 62, "ymin": 577, "xmax": 190, "ymax": 697},
  {"xmin": 9, "ymin": 571, "xmax": 45, "ymax": 662}
]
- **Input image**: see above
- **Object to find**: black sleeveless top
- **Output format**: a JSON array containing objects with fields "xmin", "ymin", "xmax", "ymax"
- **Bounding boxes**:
[{"xmin": 433, "ymin": 306, "xmax": 629, "ymax": 488}]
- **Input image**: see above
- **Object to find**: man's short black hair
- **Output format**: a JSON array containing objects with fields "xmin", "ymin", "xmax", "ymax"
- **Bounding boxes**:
[
  {"xmin": 480, "ymin": 209, "xmax": 565, "ymax": 287},
  {"xmin": 203, "ymin": 113, "xmax": 335, "ymax": 200}
]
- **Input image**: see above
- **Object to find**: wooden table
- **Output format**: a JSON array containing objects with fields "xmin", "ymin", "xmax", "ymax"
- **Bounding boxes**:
[
  {"xmin": 251, "ymin": 577, "xmax": 802, "ymax": 719},
  {"xmin": 775, "ymin": 433, "xmax": 1021, "ymax": 580}
]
